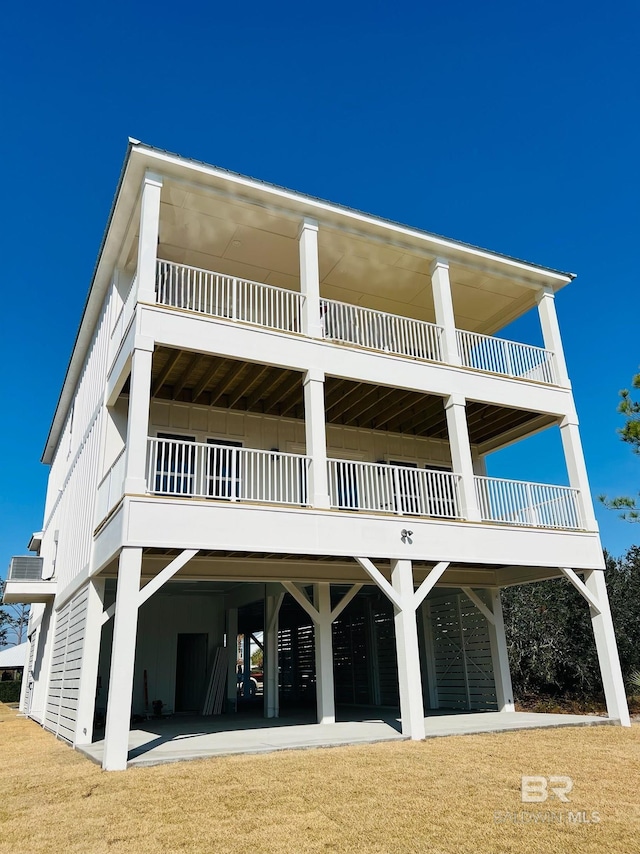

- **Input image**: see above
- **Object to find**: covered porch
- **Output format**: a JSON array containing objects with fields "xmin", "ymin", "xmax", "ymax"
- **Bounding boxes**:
[
  {"xmin": 79, "ymin": 707, "xmax": 612, "ymax": 769},
  {"xmin": 75, "ymin": 548, "xmax": 630, "ymax": 770}
]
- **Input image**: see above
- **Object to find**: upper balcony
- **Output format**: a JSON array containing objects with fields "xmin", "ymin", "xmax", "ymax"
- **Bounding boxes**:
[{"xmin": 128, "ymin": 259, "xmax": 560, "ymax": 387}]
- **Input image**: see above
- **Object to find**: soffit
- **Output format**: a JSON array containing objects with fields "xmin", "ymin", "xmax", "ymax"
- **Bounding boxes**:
[{"xmin": 148, "ymin": 348, "xmax": 554, "ymax": 445}]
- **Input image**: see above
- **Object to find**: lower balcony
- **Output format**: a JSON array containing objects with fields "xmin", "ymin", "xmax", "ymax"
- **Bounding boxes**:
[
  {"xmin": 96, "ymin": 437, "xmax": 585, "ymax": 533},
  {"xmin": 2, "ymin": 557, "xmax": 56, "ymax": 604}
]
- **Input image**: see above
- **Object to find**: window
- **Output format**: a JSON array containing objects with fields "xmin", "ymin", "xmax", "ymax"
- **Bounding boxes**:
[
  {"xmin": 206, "ymin": 439, "xmax": 242, "ymax": 500},
  {"xmin": 388, "ymin": 461, "xmax": 420, "ymax": 514},
  {"xmin": 155, "ymin": 433, "xmax": 196, "ymax": 495}
]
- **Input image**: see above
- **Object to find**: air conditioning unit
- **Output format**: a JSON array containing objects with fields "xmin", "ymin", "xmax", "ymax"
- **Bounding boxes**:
[{"xmin": 8, "ymin": 556, "xmax": 44, "ymax": 581}]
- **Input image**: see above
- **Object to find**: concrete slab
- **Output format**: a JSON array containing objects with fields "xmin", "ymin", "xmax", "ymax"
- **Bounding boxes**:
[{"xmin": 78, "ymin": 708, "xmax": 614, "ymax": 769}]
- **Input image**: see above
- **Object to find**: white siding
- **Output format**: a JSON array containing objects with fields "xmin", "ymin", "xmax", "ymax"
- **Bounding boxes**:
[
  {"xmin": 149, "ymin": 400, "xmax": 454, "ymax": 468},
  {"xmin": 40, "ymin": 284, "xmax": 117, "ymax": 588},
  {"xmin": 43, "ymin": 585, "xmax": 89, "ymax": 743}
]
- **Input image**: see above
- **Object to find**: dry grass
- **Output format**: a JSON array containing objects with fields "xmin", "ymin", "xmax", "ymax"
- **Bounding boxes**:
[{"xmin": 1, "ymin": 703, "xmax": 638, "ymax": 854}]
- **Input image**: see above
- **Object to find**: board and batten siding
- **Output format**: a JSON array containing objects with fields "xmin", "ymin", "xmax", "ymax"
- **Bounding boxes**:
[
  {"xmin": 39, "ymin": 282, "xmax": 118, "ymax": 589},
  {"xmin": 428, "ymin": 590, "xmax": 497, "ymax": 711},
  {"xmin": 43, "ymin": 584, "xmax": 89, "ymax": 743},
  {"xmin": 148, "ymin": 400, "xmax": 455, "ymax": 468}
]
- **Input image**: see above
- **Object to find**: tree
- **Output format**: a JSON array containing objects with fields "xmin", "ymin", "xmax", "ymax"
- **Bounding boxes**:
[
  {"xmin": 501, "ymin": 546, "xmax": 640, "ymax": 701},
  {"xmin": 0, "ymin": 580, "xmax": 30, "ymax": 648},
  {"xmin": 600, "ymin": 370, "xmax": 640, "ymax": 522}
]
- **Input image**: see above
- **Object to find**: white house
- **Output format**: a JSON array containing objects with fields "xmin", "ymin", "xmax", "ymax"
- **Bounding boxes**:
[{"xmin": 4, "ymin": 140, "xmax": 630, "ymax": 771}]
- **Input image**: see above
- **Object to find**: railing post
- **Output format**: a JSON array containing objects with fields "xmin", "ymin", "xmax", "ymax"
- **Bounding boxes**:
[
  {"xmin": 304, "ymin": 368, "xmax": 330, "ymax": 508},
  {"xmin": 445, "ymin": 394, "xmax": 481, "ymax": 521},
  {"xmin": 525, "ymin": 482, "xmax": 538, "ymax": 526},
  {"xmin": 299, "ymin": 218, "xmax": 322, "ymax": 338},
  {"xmin": 559, "ymin": 415, "xmax": 597, "ymax": 530},
  {"xmin": 430, "ymin": 258, "xmax": 460, "ymax": 366},
  {"xmin": 536, "ymin": 286, "xmax": 570, "ymax": 387},
  {"xmin": 136, "ymin": 171, "xmax": 163, "ymax": 305}
]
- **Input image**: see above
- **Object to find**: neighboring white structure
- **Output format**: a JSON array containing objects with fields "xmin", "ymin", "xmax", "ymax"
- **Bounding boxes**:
[{"xmin": 3, "ymin": 140, "xmax": 629, "ymax": 771}]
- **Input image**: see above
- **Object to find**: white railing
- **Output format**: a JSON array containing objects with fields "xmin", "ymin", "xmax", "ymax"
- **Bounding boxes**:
[
  {"xmin": 146, "ymin": 438, "xmax": 310, "ymax": 506},
  {"xmin": 109, "ymin": 275, "xmax": 138, "ymax": 363},
  {"xmin": 456, "ymin": 329, "xmax": 558, "ymax": 384},
  {"xmin": 320, "ymin": 298, "xmax": 443, "ymax": 363},
  {"xmin": 156, "ymin": 260, "xmax": 303, "ymax": 334},
  {"xmin": 327, "ymin": 459, "xmax": 462, "ymax": 518},
  {"xmin": 474, "ymin": 476, "xmax": 583, "ymax": 530},
  {"xmin": 95, "ymin": 449, "xmax": 127, "ymax": 525}
]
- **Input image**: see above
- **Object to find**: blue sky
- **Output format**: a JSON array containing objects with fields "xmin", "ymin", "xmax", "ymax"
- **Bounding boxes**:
[{"xmin": 1, "ymin": 0, "xmax": 638, "ymax": 575}]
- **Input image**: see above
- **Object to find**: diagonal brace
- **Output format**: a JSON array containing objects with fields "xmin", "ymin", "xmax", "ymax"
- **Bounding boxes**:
[
  {"xmin": 138, "ymin": 549, "xmax": 199, "ymax": 608},
  {"xmin": 559, "ymin": 567, "xmax": 602, "ymax": 615},
  {"xmin": 282, "ymin": 581, "xmax": 320, "ymax": 624},
  {"xmin": 461, "ymin": 586, "xmax": 496, "ymax": 625},
  {"xmin": 355, "ymin": 557, "xmax": 402, "ymax": 610},
  {"xmin": 331, "ymin": 584, "xmax": 364, "ymax": 622},
  {"xmin": 414, "ymin": 562, "xmax": 449, "ymax": 610}
]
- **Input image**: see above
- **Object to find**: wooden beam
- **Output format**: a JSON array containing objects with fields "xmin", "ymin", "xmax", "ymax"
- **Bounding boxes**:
[
  {"xmin": 343, "ymin": 386, "xmax": 400, "ymax": 424},
  {"xmin": 265, "ymin": 373, "xmax": 302, "ymax": 413},
  {"xmin": 323, "ymin": 379, "xmax": 353, "ymax": 410},
  {"xmin": 171, "ymin": 353, "xmax": 201, "ymax": 399},
  {"xmin": 247, "ymin": 369, "xmax": 289, "ymax": 410},
  {"xmin": 192, "ymin": 357, "xmax": 222, "ymax": 403},
  {"xmin": 372, "ymin": 392, "xmax": 422, "ymax": 430},
  {"xmin": 227, "ymin": 364, "xmax": 270, "ymax": 409},
  {"xmin": 397, "ymin": 403, "xmax": 447, "ymax": 436},
  {"xmin": 328, "ymin": 384, "xmax": 380, "ymax": 422},
  {"xmin": 210, "ymin": 361, "xmax": 240, "ymax": 407},
  {"xmin": 152, "ymin": 349, "xmax": 183, "ymax": 396},
  {"xmin": 325, "ymin": 383, "xmax": 365, "ymax": 418},
  {"xmin": 277, "ymin": 380, "xmax": 305, "ymax": 417}
]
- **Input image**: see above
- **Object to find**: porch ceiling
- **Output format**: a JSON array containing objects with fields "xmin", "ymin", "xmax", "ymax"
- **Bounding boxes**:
[
  {"xmin": 99, "ymin": 549, "xmax": 567, "ymax": 589},
  {"xmin": 127, "ymin": 174, "xmax": 571, "ymax": 338},
  {"xmin": 149, "ymin": 347, "xmax": 555, "ymax": 445}
]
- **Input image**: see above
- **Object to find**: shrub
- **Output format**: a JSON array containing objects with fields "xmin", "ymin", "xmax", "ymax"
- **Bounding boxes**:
[{"xmin": 0, "ymin": 681, "xmax": 22, "ymax": 703}]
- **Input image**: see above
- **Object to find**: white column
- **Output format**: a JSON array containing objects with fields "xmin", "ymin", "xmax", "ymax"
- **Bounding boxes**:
[
  {"xmin": 536, "ymin": 286, "xmax": 570, "ymax": 387},
  {"xmin": 560, "ymin": 415, "xmax": 598, "ymax": 530},
  {"xmin": 304, "ymin": 368, "xmax": 331, "ymax": 508},
  {"xmin": 299, "ymin": 218, "xmax": 322, "ymax": 338},
  {"xmin": 103, "ymin": 547, "xmax": 142, "ymax": 771},
  {"xmin": 123, "ymin": 339, "xmax": 154, "ymax": 495},
  {"xmin": 136, "ymin": 171, "xmax": 163, "ymax": 304},
  {"xmin": 74, "ymin": 578, "xmax": 106, "ymax": 745},
  {"xmin": 485, "ymin": 588, "xmax": 515, "ymax": 713},
  {"xmin": 391, "ymin": 560, "xmax": 425, "ymax": 740},
  {"xmin": 445, "ymin": 394, "xmax": 481, "ymax": 521},
  {"xmin": 419, "ymin": 601, "xmax": 439, "ymax": 710},
  {"xmin": 430, "ymin": 258, "xmax": 460, "ymax": 365},
  {"xmin": 264, "ymin": 585, "xmax": 283, "ymax": 718},
  {"xmin": 242, "ymin": 632, "xmax": 252, "ymax": 698},
  {"xmin": 584, "ymin": 571, "xmax": 630, "ymax": 726},
  {"xmin": 313, "ymin": 583, "xmax": 335, "ymax": 725},
  {"xmin": 226, "ymin": 607, "xmax": 238, "ymax": 713}
]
